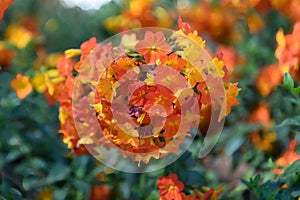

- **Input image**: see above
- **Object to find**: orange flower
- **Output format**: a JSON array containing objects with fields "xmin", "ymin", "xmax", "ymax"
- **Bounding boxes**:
[
  {"xmin": 157, "ymin": 174, "xmax": 184, "ymax": 200},
  {"xmin": 164, "ymin": 113, "xmax": 181, "ymax": 139},
  {"xmin": 250, "ymin": 131, "xmax": 277, "ymax": 153},
  {"xmin": 271, "ymin": 0, "xmax": 300, "ymax": 22},
  {"xmin": 160, "ymin": 53, "xmax": 186, "ymax": 72},
  {"xmin": 247, "ymin": 102, "xmax": 271, "ymax": 126},
  {"xmin": 276, "ymin": 139, "xmax": 300, "ymax": 174},
  {"xmin": 144, "ymin": 85, "xmax": 176, "ymax": 115},
  {"xmin": 0, "ymin": 0, "xmax": 13, "ymax": 20},
  {"xmin": 177, "ymin": 16, "xmax": 193, "ymax": 35},
  {"xmin": 216, "ymin": 45, "xmax": 238, "ymax": 74},
  {"xmin": 135, "ymin": 31, "xmax": 172, "ymax": 63},
  {"xmin": 10, "ymin": 73, "xmax": 32, "ymax": 99},
  {"xmin": 74, "ymin": 37, "xmax": 98, "ymax": 71},
  {"xmin": 89, "ymin": 185, "xmax": 110, "ymax": 200},
  {"xmin": 197, "ymin": 75, "xmax": 225, "ymax": 105},
  {"xmin": 256, "ymin": 65, "xmax": 283, "ymax": 96},
  {"xmin": 194, "ymin": 186, "xmax": 223, "ymax": 200},
  {"xmin": 0, "ymin": 43, "xmax": 15, "ymax": 71},
  {"xmin": 179, "ymin": 1, "xmax": 240, "ymax": 43},
  {"xmin": 275, "ymin": 23, "xmax": 300, "ymax": 82},
  {"xmin": 129, "ymin": 85, "xmax": 154, "ymax": 107},
  {"xmin": 37, "ymin": 188, "xmax": 53, "ymax": 200},
  {"xmin": 224, "ymin": 82, "xmax": 240, "ymax": 116},
  {"xmin": 182, "ymin": 193, "xmax": 199, "ymax": 200}
]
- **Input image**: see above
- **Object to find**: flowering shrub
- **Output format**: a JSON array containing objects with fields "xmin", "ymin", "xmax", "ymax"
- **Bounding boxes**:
[{"xmin": 1, "ymin": 0, "xmax": 300, "ymax": 199}]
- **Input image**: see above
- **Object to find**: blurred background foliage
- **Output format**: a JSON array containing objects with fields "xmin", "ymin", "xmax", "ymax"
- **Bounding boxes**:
[{"xmin": 1, "ymin": 0, "xmax": 300, "ymax": 199}]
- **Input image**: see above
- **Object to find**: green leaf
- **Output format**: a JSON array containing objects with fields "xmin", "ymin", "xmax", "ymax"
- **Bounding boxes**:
[
  {"xmin": 9, "ymin": 188, "xmax": 22, "ymax": 200},
  {"xmin": 277, "ymin": 116, "xmax": 300, "ymax": 128},
  {"xmin": 22, "ymin": 175, "xmax": 39, "ymax": 190},
  {"xmin": 283, "ymin": 160, "xmax": 300, "ymax": 177},
  {"xmin": 291, "ymin": 190, "xmax": 300, "ymax": 198},
  {"xmin": 179, "ymin": 170, "xmax": 205, "ymax": 186},
  {"xmin": 252, "ymin": 174, "xmax": 262, "ymax": 187},
  {"xmin": 291, "ymin": 86, "xmax": 300, "ymax": 96},
  {"xmin": 46, "ymin": 163, "xmax": 71, "ymax": 184},
  {"xmin": 281, "ymin": 72, "xmax": 294, "ymax": 91},
  {"xmin": 145, "ymin": 191, "xmax": 159, "ymax": 200}
]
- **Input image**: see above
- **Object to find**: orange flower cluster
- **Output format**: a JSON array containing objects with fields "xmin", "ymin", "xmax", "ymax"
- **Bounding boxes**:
[
  {"xmin": 55, "ymin": 37, "xmax": 99, "ymax": 155},
  {"xmin": 9, "ymin": 18, "xmax": 239, "ymax": 164},
  {"xmin": 104, "ymin": 0, "xmax": 173, "ymax": 32},
  {"xmin": 82, "ymin": 19, "xmax": 240, "ymax": 164},
  {"xmin": 275, "ymin": 23, "xmax": 300, "ymax": 83},
  {"xmin": 157, "ymin": 174, "xmax": 223, "ymax": 200},
  {"xmin": 180, "ymin": 0, "xmax": 274, "ymax": 43},
  {"xmin": 104, "ymin": 0, "xmax": 275, "ymax": 44}
]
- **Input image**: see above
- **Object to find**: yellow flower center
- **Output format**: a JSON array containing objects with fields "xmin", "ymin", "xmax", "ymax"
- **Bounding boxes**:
[{"xmin": 169, "ymin": 185, "xmax": 175, "ymax": 191}]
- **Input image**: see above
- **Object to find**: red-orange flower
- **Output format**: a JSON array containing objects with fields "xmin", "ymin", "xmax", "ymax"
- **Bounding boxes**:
[
  {"xmin": 216, "ymin": 45, "xmax": 238, "ymax": 74},
  {"xmin": 247, "ymin": 101, "xmax": 271, "ymax": 126},
  {"xmin": 276, "ymin": 139, "xmax": 300, "ymax": 174},
  {"xmin": 275, "ymin": 23, "xmax": 300, "ymax": 82},
  {"xmin": 157, "ymin": 174, "xmax": 184, "ymax": 200},
  {"xmin": 136, "ymin": 31, "xmax": 172, "ymax": 63},
  {"xmin": 0, "ymin": 44, "xmax": 14, "ymax": 71},
  {"xmin": 224, "ymin": 82, "xmax": 240, "ymax": 116},
  {"xmin": 0, "ymin": 0, "xmax": 13, "ymax": 20},
  {"xmin": 177, "ymin": 16, "xmax": 193, "ymax": 35},
  {"xmin": 89, "ymin": 185, "xmax": 110, "ymax": 200},
  {"xmin": 10, "ymin": 73, "xmax": 32, "ymax": 99},
  {"xmin": 182, "ymin": 194, "xmax": 199, "ymax": 200},
  {"xmin": 74, "ymin": 37, "xmax": 98, "ymax": 71},
  {"xmin": 144, "ymin": 85, "xmax": 176, "ymax": 115},
  {"xmin": 160, "ymin": 53, "xmax": 187, "ymax": 72},
  {"xmin": 197, "ymin": 75, "xmax": 225, "ymax": 105}
]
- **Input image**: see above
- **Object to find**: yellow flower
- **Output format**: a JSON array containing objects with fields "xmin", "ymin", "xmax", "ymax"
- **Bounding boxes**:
[
  {"xmin": 10, "ymin": 73, "xmax": 32, "ymax": 99},
  {"xmin": 64, "ymin": 49, "xmax": 82, "ymax": 58},
  {"xmin": 45, "ymin": 53, "xmax": 64, "ymax": 67},
  {"xmin": 210, "ymin": 57, "xmax": 225, "ymax": 77},
  {"xmin": 5, "ymin": 24, "xmax": 33, "ymax": 49},
  {"xmin": 32, "ymin": 73, "xmax": 47, "ymax": 93},
  {"xmin": 187, "ymin": 31, "xmax": 206, "ymax": 49},
  {"xmin": 32, "ymin": 70, "xmax": 64, "ymax": 95}
]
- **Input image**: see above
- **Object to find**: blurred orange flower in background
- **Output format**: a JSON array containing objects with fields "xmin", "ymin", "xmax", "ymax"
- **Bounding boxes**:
[
  {"xmin": 0, "ymin": 42, "xmax": 15, "ymax": 71},
  {"xmin": 104, "ymin": 0, "xmax": 173, "ymax": 32},
  {"xmin": 247, "ymin": 102, "xmax": 277, "ymax": 153},
  {"xmin": 271, "ymin": 0, "xmax": 300, "ymax": 22},
  {"xmin": 0, "ymin": 0, "xmax": 14, "ymax": 20},
  {"xmin": 275, "ymin": 23, "xmax": 300, "ymax": 83},
  {"xmin": 256, "ymin": 65, "xmax": 283, "ymax": 96},
  {"xmin": 216, "ymin": 45, "xmax": 239, "ymax": 75},
  {"xmin": 247, "ymin": 101, "xmax": 272, "ymax": 125},
  {"xmin": 89, "ymin": 185, "xmax": 110, "ymax": 200},
  {"xmin": 10, "ymin": 73, "xmax": 32, "ymax": 99},
  {"xmin": 276, "ymin": 139, "xmax": 300, "ymax": 174},
  {"xmin": 179, "ymin": 1, "xmax": 240, "ymax": 43}
]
